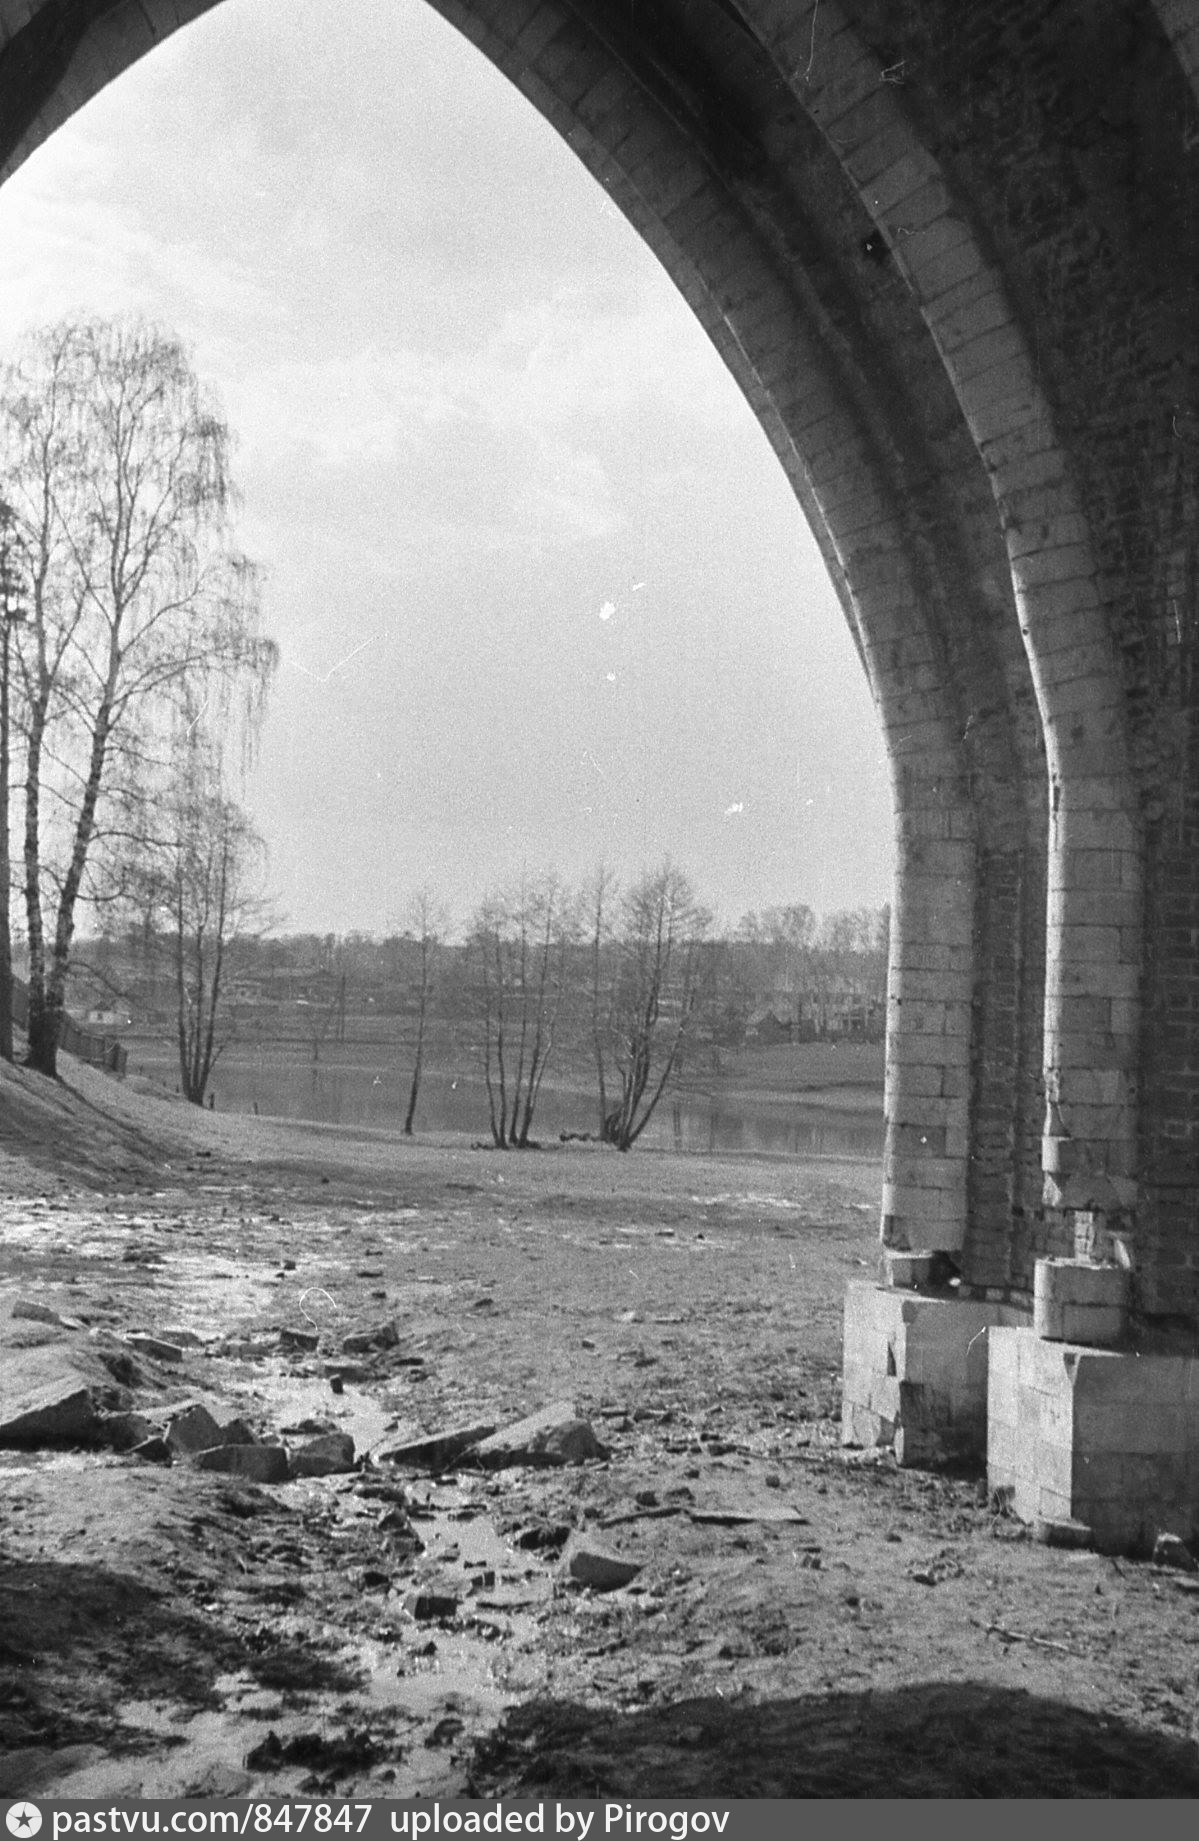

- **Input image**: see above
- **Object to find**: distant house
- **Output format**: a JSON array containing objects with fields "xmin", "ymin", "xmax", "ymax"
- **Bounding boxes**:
[
  {"xmin": 85, "ymin": 1008, "xmax": 131, "ymax": 1029},
  {"xmin": 744, "ymin": 1004, "xmax": 795, "ymax": 1047}
]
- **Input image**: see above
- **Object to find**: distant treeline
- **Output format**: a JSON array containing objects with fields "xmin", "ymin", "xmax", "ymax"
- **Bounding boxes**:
[{"xmin": 69, "ymin": 889, "xmax": 889, "ymax": 1055}]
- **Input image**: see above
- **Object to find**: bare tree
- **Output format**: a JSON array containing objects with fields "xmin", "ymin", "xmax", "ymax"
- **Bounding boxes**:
[
  {"xmin": 471, "ymin": 870, "xmax": 575, "ymax": 1149},
  {"xmin": 165, "ymin": 761, "xmax": 268, "ymax": 1108},
  {"xmin": 598, "ymin": 861, "xmax": 711, "ymax": 1151},
  {"xmin": 0, "ymin": 316, "xmax": 276, "ymax": 1076},
  {"xmin": 0, "ymin": 498, "xmax": 28, "ymax": 1062},
  {"xmin": 402, "ymin": 887, "xmax": 448, "ymax": 1137},
  {"xmin": 585, "ymin": 861, "xmax": 618, "ymax": 1139},
  {"xmin": 110, "ymin": 712, "xmax": 271, "ymax": 1107}
]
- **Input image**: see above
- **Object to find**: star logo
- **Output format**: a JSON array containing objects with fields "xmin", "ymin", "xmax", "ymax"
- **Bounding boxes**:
[{"xmin": 6, "ymin": 1807, "xmax": 42, "ymax": 1838}]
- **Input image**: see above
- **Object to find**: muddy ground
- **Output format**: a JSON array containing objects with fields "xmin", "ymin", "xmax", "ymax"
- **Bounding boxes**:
[{"xmin": 2, "ymin": 1063, "xmax": 1199, "ymax": 1800}]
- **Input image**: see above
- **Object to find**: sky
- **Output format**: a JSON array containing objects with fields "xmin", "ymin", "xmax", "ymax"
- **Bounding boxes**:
[{"xmin": 0, "ymin": 0, "xmax": 893, "ymax": 936}]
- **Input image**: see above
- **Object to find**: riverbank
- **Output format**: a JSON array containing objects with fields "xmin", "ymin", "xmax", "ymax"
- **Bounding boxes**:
[
  {"xmin": 2, "ymin": 1060, "xmax": 1198, "ymax": 1799},
  {"xmin": 116, "ymin": 1037, "xmax": 885, "ymax": 1153}
]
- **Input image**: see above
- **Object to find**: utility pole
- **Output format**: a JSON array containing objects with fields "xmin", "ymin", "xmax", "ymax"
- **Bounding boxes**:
[{"xmin": 0, "ymin": 500, "xmax": 27, "ymax": 1063}]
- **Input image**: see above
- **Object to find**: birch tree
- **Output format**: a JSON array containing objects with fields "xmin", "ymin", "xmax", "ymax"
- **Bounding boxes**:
[
  {"xmin": 0, "ymin": 316, "xmax": 276, "ymax": 1075},
  {"xmin": 402, "ymin": 887, "xmax": 447, "ymax": 1136},
  {"xmin": 472, "ymin": 871, "xmax": 575, "ymax": 1149},
  {"xmin": 598, "ymin": 862, "xmax": 710, "ymax": 1151}
]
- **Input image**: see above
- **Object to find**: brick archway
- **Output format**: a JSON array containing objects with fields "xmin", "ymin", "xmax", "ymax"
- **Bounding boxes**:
[{"xmin": 3, "ymin": 0, "xmax": 1199, "ymax": 1538}]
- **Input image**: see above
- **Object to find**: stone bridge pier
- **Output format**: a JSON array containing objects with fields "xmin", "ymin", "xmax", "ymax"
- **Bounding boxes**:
[{"xmin": 2, "ymin": 0, "xmax": 1198, "ymax": 1551}]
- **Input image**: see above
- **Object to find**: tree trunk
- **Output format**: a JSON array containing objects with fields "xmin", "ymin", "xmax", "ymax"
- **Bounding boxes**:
[{"xmin": 25, "ymin": 990, "xmax": 59, "ymax": 1078}]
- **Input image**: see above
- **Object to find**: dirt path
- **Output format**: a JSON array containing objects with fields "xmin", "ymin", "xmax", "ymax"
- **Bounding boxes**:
[{"xmin": 2, "ymin": 1065, "xmax": 1199, "ymax": 1799}]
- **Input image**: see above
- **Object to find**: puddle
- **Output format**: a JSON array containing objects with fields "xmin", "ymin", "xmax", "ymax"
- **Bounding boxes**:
[
  {"xmin": 23, "ymin": 1489, "xmax": 553, "ymax": 1802},
  {"xmin": 227, "ymin": 1368, "xmax": 398, "ymax": 1458}
]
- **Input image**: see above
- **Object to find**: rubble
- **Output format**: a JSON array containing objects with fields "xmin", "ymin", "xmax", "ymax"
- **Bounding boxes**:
[
  {"xmin": 123, "ymin": 1332, "xmax": 184, "ymax": 1364},
  {"xmin": 165, "ymin": 1403, "xmax": 225, "ymax": 1455},
  {"xmin": 192, "ymin": 1443, "xmax": 291, "ymax": 1483},
  {"xmin": 0, "ymin": 1343, "xmax": 121, "ymax": 1446},
  {"xmin": 471, "ymin": 1403, "xmax": 606, "ymax": 1468},
  {"xmin": 290, "ymin": 1431, "xmax": 356, "ymax": 1477},
  {"xmin": 381, "ymin": 1421, "xmax": 498, "ymax": 1470},
  {"xmin": 1152, "ymin": 1532, "xmax": 1198, "ymax": 1572},
  {"xmin": 561, "ymin": 1534, "xmax": 642, "ymax": 1591},
  {"xmin": 11, "ymin": 1299, "xmax": 87, "ymax": 1331},
  {"xmin": 341, "ymin": 1319, "xmax": 399, "ymax": 1355}
]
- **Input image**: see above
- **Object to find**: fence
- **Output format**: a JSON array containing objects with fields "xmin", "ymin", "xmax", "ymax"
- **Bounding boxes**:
[{"xmin": 10, "ymin": 976, "xmax": 128, "ymax": 1076}]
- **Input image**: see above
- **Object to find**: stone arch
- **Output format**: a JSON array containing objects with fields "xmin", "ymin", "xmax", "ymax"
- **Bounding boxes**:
[
  {"xmin": 0, "ymin": 0, "xmax": 1051, "ymax": 1288},
  {"xmin": 735, "ymin": 1, "xmax": 1143, "ymax": 1263}
]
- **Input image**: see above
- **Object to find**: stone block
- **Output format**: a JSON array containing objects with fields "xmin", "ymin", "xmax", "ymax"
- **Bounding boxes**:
[
  {"xmin": 192, "ymin": 1443, "xmax": 290, "ymax": 1484},
  {"xmin": 842, "ymin": 1282, "xmax": 1026, "ymax": 1466},
  {"xmin": 123, "ymin": 1333, "xmax": 183, "ymax": 1364},
  {"xmin": 987, "ymin": 1328, "xmax": 1199, "ymax": 1553},
  {"xmin": 562, "ymin": 1536, "xmax": 642, "ymax": 1591},
  {"xmin": 381, "ymin": 1421, "xmax": 498, "ymax": 1471},
  {"xmin": 166, "ymin": 1403, "xmax": 224, "ymax": 1455},
  {"xmin": 11, "ymin": 1298, "xmax": 86, "ymax": 1331},
  {"xmin": 289, "ymin": 1431, "xmax": 356, "ymax": 1478},
  {"xmin": 884, "ymin": 1250, "xmax": 935, "ymax": 1288},
  {"xmin": 472, "ymin": 1403, "xmax": 606, "ymax": 1468},
  {"xmin": 1034, "ymin": 1259, "xmax": 1128, "ymax": 1346}
]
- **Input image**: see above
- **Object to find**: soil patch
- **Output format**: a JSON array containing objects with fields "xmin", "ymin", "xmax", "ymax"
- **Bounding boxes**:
[{"xmin": 2, "ymin": 1062, "xmax": 1198, "ymax": 1798}]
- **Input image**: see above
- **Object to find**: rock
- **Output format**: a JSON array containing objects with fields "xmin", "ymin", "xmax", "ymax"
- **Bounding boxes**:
[
  {"xmin": 219, "ymin": 1417, "xmax": 258, "ymax": 1446},
  {"xmin": 513, "ymin": 1521, "xmax": 572, "ymax": 1552},
  {"xmin": 193, "ymin": 1443, "xmax": 290, "ymax": 1483},
  {"xmin": 290, "ymin": 1432, "xmax": 356, "ymax": 1478},
  {"xmin": 562, "ymin": 1536, "xmax": 642, "ymax": 1591},
  {"xmin": 166, "ymin": 1404, "xmax": 225, "ymax": 1455},
  {"xmin": 278, "ymin": 1327, "xmax": 319, "ymax": 1353},
  {"xmin": 97, "ymin": 1410, "xmax": 156, "ymax": 1451},
  {"xmin": 160, "ymin": 1326, "xmax": 204, "ymax": 1348},
  {"xmin": 0, "ymin": 1345, "xmax": 106, "ymax": 1446},
  {"xmin": 341, "ymin": 1320, "xmax": 399, "ymax": 1355},
  {"xmin": 1153, "ymin": 1532, "xmax": 1198, "ymax": 1572},
  {"xmin": 11, "ymin": 1298, "xmax": 86, "ymax": 1331},
  {"xmin": 472, "ymin": 1403, "xmax": 607, "ymax": 1468},
  {"xmin": 123, "ymin": 1333, "xmax": 184, "ymax": 1364},
  {"xmin": 381, "ymin": 1421, "xmax": 498, "ymax": 1470},
  {"xmin": 403, "ymin": 1589, "xmax": 459, "ymax": 1621},
  {"xmin": 131, "ymin": 1436, "xmax": 172, "ymax": 1465},
  {"xmin": 1033, "ymin": 1516, "xmax": 1093, "ymax": 1550}
]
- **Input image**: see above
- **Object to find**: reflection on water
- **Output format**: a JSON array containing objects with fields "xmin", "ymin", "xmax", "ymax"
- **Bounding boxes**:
[{"xmin": 130, "ymin": 1051, "xmax": 883, "ymax": 1162}]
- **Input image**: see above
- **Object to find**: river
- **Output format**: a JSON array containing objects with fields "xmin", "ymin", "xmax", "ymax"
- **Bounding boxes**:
[{"xmin": 125, "ymin": 1044, "xmax": 884, "ymax": 1162}]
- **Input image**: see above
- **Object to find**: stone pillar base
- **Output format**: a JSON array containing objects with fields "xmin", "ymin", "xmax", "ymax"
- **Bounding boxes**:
[
  {"xmin": 988, "ymin": 1328, "xmax": 1199, "ymax": 1554},
  {"xmin": 842, "ymin": 1281, "xmax": 1027, "ymax": 1467}
]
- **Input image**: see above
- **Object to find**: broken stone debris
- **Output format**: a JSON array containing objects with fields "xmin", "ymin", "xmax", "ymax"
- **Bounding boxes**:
[
  {"xmin": 381, "ymin": 1421, "xmax": 499, "ymax": 1470},
  {"xmin": 166, "ymin": 1403, "xmax": 225, "ymax": 1455},
  {"xmin": 381, "ymin": 1402, "xmax": 606, "ymax": 1472},
  {"xmin": 278, "ymin": 1326, "xmax": 319, "ymax": 1353},
  {"xmin": 192, "ymin": 1443, "xmax": 291, "ymax": 1484},
  {"xmin": 403, "ymin": 1589, "xmax": 459, "ymax": 1621},
  {"xmin": 290, "ymin": 1431, "xmax": 356, "ymax": 1478},
  {"xmin": 561, "ymin": 1534, "xmax": 642, "ymax": 1592},
  {"xmin": 0, "ymin": 1343, "xmax": 122, "ymax": 1446},
  {"xmin": 341, "ymin": 1319, "xmax": 399, "ymax": 1355},
  {"xmin": 245, "ymin": 1730, "xmax": 381, "ymax": 1775},
  {"xmin": 131, "ymin": 1436, "xmax": 172, "ymax": 1465},
  {"xmin": 123, "ymin": 1332, "xmax": 184, "ymax": 1364},
  {"xmin": 471, "ymin": 1403, "xmax": 607, "ymax": 1468},
  {"xmin": 1152, "ymin": 1532, "xmax": 1198, "ymax": 1572},
  {"xmin": 96, "ymin": 1410, "xmax": 156, "ymax": 1451},
  {"xmin": 11, "ymin": 1298, "xmax": 87, "ymax": 1331}
]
